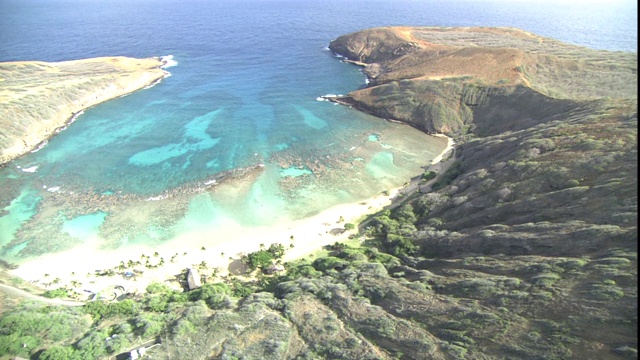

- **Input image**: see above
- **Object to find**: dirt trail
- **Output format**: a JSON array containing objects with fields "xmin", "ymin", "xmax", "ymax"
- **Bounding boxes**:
[{"xmin": 0, "ymin": 283, "xmax": 85, "ymax": 307}]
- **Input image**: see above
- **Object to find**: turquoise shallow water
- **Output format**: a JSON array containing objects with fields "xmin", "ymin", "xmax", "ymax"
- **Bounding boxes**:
[{"xmin": 0, "ymin": 0, "xmax": 636, "ymax": 260}]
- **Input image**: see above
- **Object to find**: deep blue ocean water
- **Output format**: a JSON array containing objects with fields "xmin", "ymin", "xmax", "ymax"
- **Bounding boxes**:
[{"xmin": 0, "ymin": 0, "xmax": 637, "ymax": 259}]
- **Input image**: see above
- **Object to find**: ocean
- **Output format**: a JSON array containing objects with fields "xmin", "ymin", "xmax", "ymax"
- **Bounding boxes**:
[{"xmin": 0, "ymin": 0, "xmax": 637, "ymax": 261}]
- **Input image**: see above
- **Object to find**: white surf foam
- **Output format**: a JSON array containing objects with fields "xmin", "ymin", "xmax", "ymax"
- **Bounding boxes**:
[
  {"xmin": 30, "ymin": 140, "xmax": 48, "ymax": 153},
  {"xmin": 161, "ymin": 55, "xmax": 178, "ymax": 68},
  {"xmin": 69, "ymin": 110, "xmax": 84, "ymax": 124},
  {"xmin": 19, "ymin": 166, "xmax": 38, "ymax": 173},
  {"xmin": 146, "ymin": 194, "xmax": 169, "ymax": 201}
]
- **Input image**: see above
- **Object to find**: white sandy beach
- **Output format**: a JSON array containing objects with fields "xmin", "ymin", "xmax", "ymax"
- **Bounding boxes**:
[
  {"xmin": 9, "ymin": 131, "xmax": 452, "ymax": 299},
  {"xmin": 9, "ymin": 185, "xmax": 405, "ymax": 297},
  {"xmin": 430, "ymin": 134, "xmax": 455, "ymax": 165}
]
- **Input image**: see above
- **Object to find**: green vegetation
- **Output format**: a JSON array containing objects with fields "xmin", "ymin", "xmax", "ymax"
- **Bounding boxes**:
[
  {"xmin": 368, "ymin": 204, "xmax": 419, "ymax": 256},
  {"xmin": 42, "ymin": 287, "xmax": 69, "ymax": 299},
  {"xmin": 244, "ymin": 243, "xmax": 286, "ymax": 271},
  {"xmin": 431, "ymin": 161, "xmax": 461, "ymax": 191},
  {"xmin": 0, "ymin": 26, "xmax": 636, "ymax": 360},
  {"xmin": 421, "ymin": 170, "xmax": 437, "ymax": 181}
]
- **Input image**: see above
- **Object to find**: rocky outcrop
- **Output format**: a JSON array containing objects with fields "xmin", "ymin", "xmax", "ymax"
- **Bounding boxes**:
[
  {"xmin": 0, "ymin": 56, "xmax": 168, "ymax": 165},
  {"xmin": 328, "ymin": 27, "xmax": 637, "ymax": 137}
]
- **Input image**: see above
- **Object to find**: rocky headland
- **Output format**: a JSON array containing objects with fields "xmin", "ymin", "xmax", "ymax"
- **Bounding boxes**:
[
  {"xmin": 0, "ymin": 28, "xmax": 636, "ymax": 359},
  {"xmin": 0, "ymin": 56, "xmax": 168, "ymax": 165},
  {"xmin": 328, "ymin": 26, "xmax": 636, "ymax": 136}
]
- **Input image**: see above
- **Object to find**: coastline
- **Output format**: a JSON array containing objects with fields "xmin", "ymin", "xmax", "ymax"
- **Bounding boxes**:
[
  {"xmin": 0, "ymin": 56, "xmax": 170, "ymax": 165},
  {"xmin": 6, "ymin": 133, "xmax": 453, "ymax": 300},
  {"xmin": 1, "ymin": 52, "xmax": 455, "ymax": 302},
  {"xmin": 7, "ymin": 186, "xmax": 403, "ymax": 297},
  {"xmin": 430, "ymin": 133, "xmax": 455, "ymax": 164}
]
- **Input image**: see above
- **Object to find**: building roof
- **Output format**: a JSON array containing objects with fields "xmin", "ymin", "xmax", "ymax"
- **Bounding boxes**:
[{"xmin": 187, "ymin": 267, "xmax": 202, "ymax": 290}]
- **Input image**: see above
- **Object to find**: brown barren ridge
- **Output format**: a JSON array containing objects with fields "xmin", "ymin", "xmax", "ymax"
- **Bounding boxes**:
[{"xmin": 0, "ymin": 56, "xmax": 168, "ymax": 165}]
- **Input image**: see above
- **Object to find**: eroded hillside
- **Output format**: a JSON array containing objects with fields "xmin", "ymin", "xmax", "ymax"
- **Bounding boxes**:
[
  {"xmin": 0, "ymin": 28, "xmax": 636, "ymax": 360},
  {"xmin": 328, "ymin": 26, "xmax": 637, "ymax": 136},
  {"xmin": 0, "ymin": 57, "xmax": 167, "ymax": 164}
]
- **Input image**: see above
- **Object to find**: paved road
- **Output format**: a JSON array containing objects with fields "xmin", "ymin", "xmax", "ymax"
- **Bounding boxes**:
[{"xmin": 0, "ymin": 283, "xmax": 85, "ymax": 307}]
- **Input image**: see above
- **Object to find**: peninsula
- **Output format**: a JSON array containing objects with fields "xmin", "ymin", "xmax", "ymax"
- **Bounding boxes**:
[
  {"xmin": 0, "ymin": 27, "xmax": 636, "ymax": 359},
  {"xmin": 0, "ymin": 56, "xmax": 168, "ymax": 165}
]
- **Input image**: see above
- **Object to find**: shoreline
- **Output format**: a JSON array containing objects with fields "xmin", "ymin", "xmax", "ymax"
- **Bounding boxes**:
[
  {"xmin": 0, "ymin": 56, "xmax": 171, "ymax": 166},
  {"xmin": 430, "ymin": 134, "xmax": 455, "ymax": 164},
  {"xmin": 1, "ymin": 53, "xmax": 455, "ymax": 302},
  {"xmin": 5, "ymin": 133, "xmax": 454, "ymax": 300},
  {"xmin": 6, "ymin": 186, "xmax": 403, "ymax": 297}
]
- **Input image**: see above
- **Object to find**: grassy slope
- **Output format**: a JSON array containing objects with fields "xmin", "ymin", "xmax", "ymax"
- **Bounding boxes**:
[{"xmin": 0, "ymin": 27, "xmax": 636, "ymax": 360}]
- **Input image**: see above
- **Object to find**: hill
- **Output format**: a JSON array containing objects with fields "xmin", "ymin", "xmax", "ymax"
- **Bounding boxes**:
[
  {"xmin": 0, "ymin": 27, "xmax": 636, "ymax": 359},
  {"xmin": 0, "ymin": 56, "xmax": 167, "ymax": 165}
]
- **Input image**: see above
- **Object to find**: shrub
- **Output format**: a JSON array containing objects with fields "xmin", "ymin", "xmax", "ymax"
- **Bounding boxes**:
[
  {"xmin": 133, "ymin": 315, "xmax": 164, "ymax": 338},
  {"xmin": 313, "ymin": 257, "xmax": 348, "ymax": 272},
  {"xmin": 39, "ymin": 345, "xmax": 78, "ymax": 360},
  {"xmin": 531, "ymin": 273, "xmax": 561, "ymax": 287},
  {"xmin": 188, "ymin": 283, "xmax": 232, "ymax": 309},
  {"xmin": 284, "ymin": 263, "xmax": 321, "ymax": 280},
  {"xmin": 246, "ymin": 250, "xmax": 274, "ymax": 270},
  {"xmin": 432, "ymin": 161, "xmax": 461, "ymax": 190},
  {"xmin": 83, "ymin": 299, "xmax": 138, "ymax": 320},
  {"xmin": 43, "ymin": 288, "xmax": 68, "ymax": 299},
  {"xmin": 146, "ymin": 282, "xmax": 172, "ymax": 294},
  {"xmin": 422, "ymin": 170, "xmax": 437, "ymax": 181}
]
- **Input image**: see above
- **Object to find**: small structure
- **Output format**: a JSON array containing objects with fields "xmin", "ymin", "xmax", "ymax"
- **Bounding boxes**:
[
  {"xmin": 115, "ymin": 337, "xmax": 161, "ymax": 360},
  {"xmin": 186, "ymin": 267, "xmax": 201, "ymax": 290},
  {"xmin": 266, "ymin": 263, "xmax": 285, "ymax": 275}
]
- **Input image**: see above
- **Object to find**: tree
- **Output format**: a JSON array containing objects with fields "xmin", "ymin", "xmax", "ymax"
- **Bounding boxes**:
[
  {"xmin": 188, "ymin": 283, "xmax": 231, "ymax": 308},
  {"xmin": 43, "ymin": 288, "xmax": 68, "ymax": 299},
  {"xmin": 421, "ymin": 170, "xmax": 437, "ymax": 181},
  {"xmin": 246, "ymin": 250, "xmax": 274, "ymax": 270},
  {"xmin": 40, "ymin": 345, "xmax": 79, "ymax": 360},
  {"xmin": 268, "ymin": 243, "xmax": 286, "ymax": 258}
]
